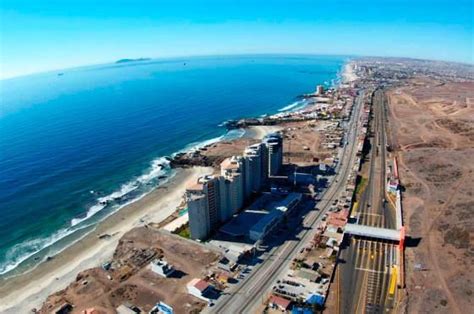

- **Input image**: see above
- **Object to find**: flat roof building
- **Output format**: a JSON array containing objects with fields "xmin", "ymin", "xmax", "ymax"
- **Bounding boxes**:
[
  {"xmin": 186, "ymin": 175, "xmax": 220, "ymax": 240},
  {"xmin": 186, "ymin": 278, "xmax": 217, "ymax": 303},
  {"xmin": 243, "ymin": 143, "xmax": 264, "ymax": 197},
  {"xmin": 263, "ymin": 133, "xmax": 283, "ymax": 177},
  {"xmin": 219, "ymin": 156, "xmax": 244, "ymax": 221},
  {"xmin": 249, "ymin": 208, "xmax": 283, "ymax": 241},
  {"xmin": 249, "ymin": 193, "xmax": 302, "ymax": 241},
  {"xmin": 269, "ymin": 294, "xmax": 292, "ymax": 311},
  {"xmin": 150, "ymin": 258, "xmax": 175, "ymax": 278}
]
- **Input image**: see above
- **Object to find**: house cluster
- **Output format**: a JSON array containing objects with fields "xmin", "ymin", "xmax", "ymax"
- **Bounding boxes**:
[
  {"xmin": 275, "ymin": 86, "xmax": 356, "ymax": 123},
  {"xmin": 266, "ymin": 221, "xmax": 339, "ymax": 312},
  {"xmin": 265, "ymin": 85, "xmax": 368, "ymax": 313}
]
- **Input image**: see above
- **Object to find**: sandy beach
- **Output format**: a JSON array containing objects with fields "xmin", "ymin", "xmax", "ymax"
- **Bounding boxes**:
[
  {"xmin": 0, "ymin": 166, "xmax": 212, "ymax": 313},
  {"xmin": 342, "ymin": 62, "xmax": 358, "ymax": 83},
  {"xmin": 245, "ymin": 125, "xmax": 283, "ymax": 139}
]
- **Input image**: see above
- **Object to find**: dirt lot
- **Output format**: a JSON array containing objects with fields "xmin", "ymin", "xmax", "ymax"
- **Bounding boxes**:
[
  {"xmin": 39, "ymin": 227, "xmax": 220, "ymax": 314},
  {"xmin": 200, "ymin": 137, "xmax": 260, "ymax": 167},
  {"xmin": 204, "ymin": 120, "xmax": 337, "ymax": 168},
  {"xmin": 386, "ymin": 78, "xmax": 474, "ymax": 314},
  {"xmin": 281, "ymin": 120, "xmax": 338, "ymax": 166},
  {"xmin": 173, "ymin": 120, "xmax": 337, "ymax": 170}
]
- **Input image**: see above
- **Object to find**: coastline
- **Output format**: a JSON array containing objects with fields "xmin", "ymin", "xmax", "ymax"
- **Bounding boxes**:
[
  {"xmin": 0, "ymin": 59, "xmax": 353, "ymax": 312},
  {"xmin": 342, "ymin": 61, "xmax": 357, "ymax": 83},
  {"xmin": 0, "ymin": 166, "xmax": 212, "ymax": 313}
]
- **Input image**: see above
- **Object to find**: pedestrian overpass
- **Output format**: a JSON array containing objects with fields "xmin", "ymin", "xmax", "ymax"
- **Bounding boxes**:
[{"xmin": 344, "ymin": 224, "xmax": 403, "ymax": 242}]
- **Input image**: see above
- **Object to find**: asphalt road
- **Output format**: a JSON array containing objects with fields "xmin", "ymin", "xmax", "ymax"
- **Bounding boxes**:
[
  {"xmin": 338, "ymin": 88, "xmax": 399, "ymax": 314},
  {"xmin": 206, "ymin": 90, "xmax": 366, "ymax": 314}
]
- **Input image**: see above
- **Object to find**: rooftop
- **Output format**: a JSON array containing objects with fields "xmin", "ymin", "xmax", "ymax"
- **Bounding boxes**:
[
  {"xmin": 163, "ymin": 213, "xmax": 189, "ymax": 232},
  {"xmin": 269, "ymin": 294, "xmax": 292, "ymax": 309},
  {"xmin": 250, "ymin": 207, "xmax": 283, "ymax": 234},
  {"xmin": 244, "ymin": 143, "xmax": 262, "ymax": 157},
  {"xmin": 188, "ymin": 278, "xmax": 210, "ymax": 292},
  {"xmin": 344, "ymin": 224, "xmax": 401, "ymax": 241},
  {"xmin": 221, "ymin": 156, "xmax": 241, "ymax": 170},
  {"xmin": 186, "ymin": 175, "xmax": 216, "ymax": 191},
  {"xmin": 186, "ymin": 179, "xmax": 204, "ymax": 191},
  {"xmin": 220, "ymin": 210, "xmax": 268, "ymax": 237}
]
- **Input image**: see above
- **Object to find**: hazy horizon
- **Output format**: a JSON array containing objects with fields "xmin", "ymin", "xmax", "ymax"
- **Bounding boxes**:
[
  {"xmin": 1, "ymin": 0, "xmax": 472, "ymax": 79},
  {"xmin": 2, "ymin": 52, "xmax": 474, "ymax": 82}
]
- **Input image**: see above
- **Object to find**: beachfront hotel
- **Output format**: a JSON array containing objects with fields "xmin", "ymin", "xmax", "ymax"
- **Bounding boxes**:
[
  {"xmin": 219, "ymin": 156, "xmax": 245, "ymax": 221},
  {"xmin": 186, "ymin": 175, "xmax": 220, "ymax": 240},
  {"xmin": 186, "ymin": 133, "xmax": 284, "ymax": 240},
  {"xmin": 243, "ymin": 143, "xmax": 264, "ymax": 197},
  {"xmin": 263, "ymin": 133, "xmax": 283, "ymax": 177}
]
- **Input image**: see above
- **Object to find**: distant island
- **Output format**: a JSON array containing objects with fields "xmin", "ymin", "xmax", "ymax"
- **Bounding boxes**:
[{"xmin": 115, "ymin": 58, "xmax": 151, "ymax": 64}]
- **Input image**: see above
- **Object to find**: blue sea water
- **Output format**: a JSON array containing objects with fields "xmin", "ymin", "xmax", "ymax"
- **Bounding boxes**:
[{"xmin": 0, "ymin": 55, "xmax": 345, "ymax": 276}]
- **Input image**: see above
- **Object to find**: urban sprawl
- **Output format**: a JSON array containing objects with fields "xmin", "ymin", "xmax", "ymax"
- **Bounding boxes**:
[{"xmin": 36, "ymin": 58, "xmax": 474, "ymax": 314}]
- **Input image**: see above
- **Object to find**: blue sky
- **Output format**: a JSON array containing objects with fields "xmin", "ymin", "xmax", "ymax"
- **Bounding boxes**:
[{"xmin": 1, "ymin": 0, "xmax": 472, "ymax": 79}]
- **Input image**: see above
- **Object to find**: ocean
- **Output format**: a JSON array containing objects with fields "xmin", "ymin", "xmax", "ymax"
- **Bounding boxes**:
[{"xmin": 0, "ymin": 55, "xmax": 345, "ymax": 277}]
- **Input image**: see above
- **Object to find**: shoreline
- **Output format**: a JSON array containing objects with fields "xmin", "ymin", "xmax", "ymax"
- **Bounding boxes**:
[
  {"xmin": 0, "ymin": 60, "xmax": 353, "ymax": 312},
  {"xmin": 342, "ymin": 61, "xmax": 357, "ymax": 83},
  {"xmin": 0, "ymin": 166, "xmax": 212, "ymax": 313}
]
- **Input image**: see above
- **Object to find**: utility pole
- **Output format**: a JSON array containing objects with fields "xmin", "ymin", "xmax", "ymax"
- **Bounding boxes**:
[
  {"xmin": 287, "ymin": 138, "xmax": 291, "ymax": 164},
  {"xmin": 294, "ymin": 166, "xmax": 297, "ymax": 187}
]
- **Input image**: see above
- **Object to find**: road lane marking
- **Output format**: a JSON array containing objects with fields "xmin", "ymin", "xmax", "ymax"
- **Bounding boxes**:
[
  {"xmin": 389, "ymin": 266, "xmax": 398, "ymax": 295},
  {"xmin": 355, "ymin": 267, "xmax": 387, "ymax": 274}
]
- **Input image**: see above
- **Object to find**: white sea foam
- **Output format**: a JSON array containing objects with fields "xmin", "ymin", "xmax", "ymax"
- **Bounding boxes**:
[
  {"xmin": 278, "ymin": 101, "xmax": 302, "ymax": 112},
  {"xmin": 176, "ymin": 128, "xmax": 246, "ymax": 155},
  {"xmin": 278, "ymin": 99, "xmax": 311, "ymax": 112},
  {"xmin": 0, "ymin": 128, "xmax": 246, "ymax": 276},
  {"xmin": 70, "ymin": 157, "xmax": 171, "ymax": 227},
  {"xmin": 70, "ymin": 204, "xmax": 106, "ymax": 227},
  {"xmin": 0, "ymin": 156, "xmax": 177, "ymax": 276},
  {"xmin": 0, "ymin": 227, "xmax": 75, "ymax": 275}
]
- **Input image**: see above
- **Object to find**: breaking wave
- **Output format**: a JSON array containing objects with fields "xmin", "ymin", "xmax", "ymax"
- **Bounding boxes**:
[
  {"xmin": 0, "ymin": 129, "xmax": 246, "ymax": 276},
  {"xmin": 278, "ymin": 99, "xmax": 309, "ymax": 112},
  {"xmin": 0, "ymin": 157, "xmax": 173, "ymax": 276},
  {"xmin": 278, "ymin": 101, "xmax": 302, "ymax": 112},
  {"xmin": 176, "ymin": 128, "xmax": 246, "ymax": 155}
]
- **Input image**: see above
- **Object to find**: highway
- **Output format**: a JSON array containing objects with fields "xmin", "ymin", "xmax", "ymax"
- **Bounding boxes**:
[
  {"xmin": 207, "ymin": 89, "xmax": 366, "ymax": 314},
  {"xmin": 338, "ymin": 88, "xmax": 399, "ymax": 314}
]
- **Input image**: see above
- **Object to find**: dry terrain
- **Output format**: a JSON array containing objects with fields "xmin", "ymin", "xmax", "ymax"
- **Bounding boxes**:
[
  {"xmin": 386, "ymin": 78, "xmax": 474, "ymax": 313},
  {"xmin": 39, "ymin": 227, "xmax": 220, "ymax": 314},
  {"xmin": 281, "ymin": 120, "xmax": 337, "ymax": 166},
  {"xmin": 173, "ymin": 121, "xmax": 336, "ymax": 170}
]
